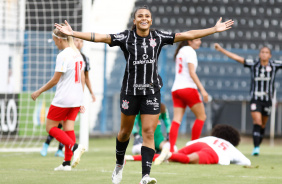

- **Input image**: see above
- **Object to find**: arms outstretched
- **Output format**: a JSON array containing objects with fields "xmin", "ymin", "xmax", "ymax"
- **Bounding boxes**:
[
  {"xmin": 55, "ymin": 20, "xmax": 111, "ymax": 44},
  {"xmin": 174, "ymin": 17, "xmax": 234, "ymax": 43},
  {"xmin": 214, "ymin": 43, "xmax": 245, "ymax": 64}
]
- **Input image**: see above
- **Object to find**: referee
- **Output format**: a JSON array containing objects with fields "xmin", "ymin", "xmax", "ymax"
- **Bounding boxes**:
[
  {"xmin": 214, "ymin": 43, "xmax": 282, "ymax": 156},
  {"xmin": 55, "ymin": 5, "xmax": 234, "ymax": 184}
]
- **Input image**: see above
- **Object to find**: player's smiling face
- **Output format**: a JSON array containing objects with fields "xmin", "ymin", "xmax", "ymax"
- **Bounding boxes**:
[{"xmin": 133, "ymin": 9, "xmax": 152, "ymax": 31}]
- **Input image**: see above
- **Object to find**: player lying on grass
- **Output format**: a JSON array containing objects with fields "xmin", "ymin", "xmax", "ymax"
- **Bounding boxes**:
[
  {"xmin": 126, "ymin": 124, "xmax": 251, "ymax": 166},
  {"xmin": 132, "ymin": 103, "xmax": 177, "ymax": 155}
]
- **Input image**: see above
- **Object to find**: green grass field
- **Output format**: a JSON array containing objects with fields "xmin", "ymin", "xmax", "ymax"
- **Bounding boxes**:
[{"xmin": 1, "ymin": 136, "xmax": 282, "ymax": 184}]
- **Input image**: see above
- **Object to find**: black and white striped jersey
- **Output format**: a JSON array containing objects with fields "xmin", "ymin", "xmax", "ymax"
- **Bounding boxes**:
[
  {"xmin": 81, "ymin": 52, "xmax": 90, "ymax": 72},
  {"xmin": 244, "ymin": 59, "xmax": 282, "ymax": 101},
  {"xmin": 109, "ymin": 29, "xmax": 175, "ymax": 96}
]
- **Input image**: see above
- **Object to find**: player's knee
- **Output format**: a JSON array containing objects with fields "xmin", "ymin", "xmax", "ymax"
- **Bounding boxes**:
[
  {"xmin": 142, "ymin": 130, "xmax": 154, "ymax": 140},
  {"xmin": 46, "ymin": 125, "xmax": 52, "ymax": 133},
  {"xmin": 197, "ymin": 114, "xmax": 206, "ymax": 121},
  {"xmin": 118, "ymin": 131, "xmax": 131, "ymax": 141},
  {"xmin": 253, "ymin": 120, "xmax": 262, "ymax": 126}
]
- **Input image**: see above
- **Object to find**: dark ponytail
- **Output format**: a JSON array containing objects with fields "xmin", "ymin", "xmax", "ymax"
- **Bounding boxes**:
[
  {"xmin": 173, "ymin": 40, "xmax": 190, "ymax": 60},
  {"xmin": 259, "ymin": 46, "xmax": 272, "ymax": 54},
  {"xmin": 131, "ymin": 5, "xmax": 151, "ymax": 31}
]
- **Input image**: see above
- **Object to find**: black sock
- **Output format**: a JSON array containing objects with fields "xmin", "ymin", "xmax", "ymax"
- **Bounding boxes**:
[
  {"xmin": 253, "ymin": 124, "xmax": 261, "ymax": 147},
  {"xmin": 58, "ymin": 143, "xmax": 64, "ymax": 150},
  {"xmin": 62, "ymin": 161, "xmax": 70, "ymax": 166},
  {"xmin": 116, "ymin": 137, "xmax": 129, "ymax": 165},
  {"xmin": 259, "ymin": 127, "xmax": 265, "ymax": 145},
  {"xmin": 58, "ymin": 123, "xmax": 63, "ymax": 129},
  {"xmin": 45, "ymin": 135, "xmax": 54, "ymax": 145},
  {"xmin": 71, "ymin": 143, "xmax": 78, "ymax": 152},
  {"xmin": 141, "ymin": 146, "xmax": 155, "ymax": 178}
]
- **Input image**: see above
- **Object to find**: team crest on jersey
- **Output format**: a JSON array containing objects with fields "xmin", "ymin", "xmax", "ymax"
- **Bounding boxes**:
[
  {"xmin": 250, "ymin": 103, "xmax": 257, "ymax": 111},
  {"xmin": 266, "ymin": 66, "xmax": 272, "ymax": 72},
  {"xmin": 122, "ymin": 100, "xmax": 129, "ymax": 110},
  {"xmin": 149, "ymin": 38, "xmax": 156, "ymax": 48}
]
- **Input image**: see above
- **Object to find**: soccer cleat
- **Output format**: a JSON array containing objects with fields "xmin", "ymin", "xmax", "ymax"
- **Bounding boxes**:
[
  {"xmin": 40, "ymin": 143, "xmax": 49, "ymax": 157},
  {"xmin": 154, "ymin": 147, "xmax": 171, "ymax": 165},
  {"xmin": 54, "ymin": 164, "xmax": 71, "ymax": 171},
  {"xmin": 112, "ymin": 164, "xmax": 124, "ymax": 184},
  {"xmin": 139, "ymin": 174, "xmax": 157, "ymax": 184},
  {"xmin": 55, "ymin": 150, "xmax": 64, "ymax": 157},
  {"xmin": 252, "ymin": 147, "xmax": 260, "ymax": 156},
  {"xmin": 71, "ymin": 144, "xmax": 86, "ymax": 168}
]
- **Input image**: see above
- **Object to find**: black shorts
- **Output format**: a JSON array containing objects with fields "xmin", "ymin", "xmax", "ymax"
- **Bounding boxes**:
[
  {"xmin": 120, "ymin": 91, "xmax": 161, "ymax": 115},
  {"xmin": 250, "ymin": 99, "xmax": 272, "ymax": 116}
]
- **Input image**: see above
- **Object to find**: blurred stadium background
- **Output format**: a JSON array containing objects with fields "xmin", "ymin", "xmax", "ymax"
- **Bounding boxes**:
[{"xmin": 1, "ymin": 0, "xmax": 282, "ymax": 151}]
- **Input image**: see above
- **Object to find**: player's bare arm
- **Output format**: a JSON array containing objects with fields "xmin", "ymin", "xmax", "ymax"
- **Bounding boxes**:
[
  {"xmin": 81, "ymin": 70, "xmax": 85, "ymax": 91},
  {"xmin": 54, "ymin": 20, "xmax": 111, "ymax": 44},
  {"xmin": 214, "ymin": 43, "xmax": 245, "ymax": 64},
  {"xmin": 31, "ymin": 72, "xmax": 62, "ymax": 101},
  {"xmin": 174, "ymin": 17, "xmax": 234, "ymax": 43},
  {"xmin": 188, "ymin": 63, "xmax": 209, "ymax": 103}
]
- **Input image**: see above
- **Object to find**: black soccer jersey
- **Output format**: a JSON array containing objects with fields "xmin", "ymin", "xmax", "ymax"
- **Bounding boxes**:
[
  {"xmin": 81, "ymin": 52, "xmax": 90, "ymax": 72},
  {"xmin": 244, "ymin": 59, "xmax": 282, "ymax": 101},
  {"xmin": 109, "ymin": 29, "xmax": 175, "ymax": 96}
]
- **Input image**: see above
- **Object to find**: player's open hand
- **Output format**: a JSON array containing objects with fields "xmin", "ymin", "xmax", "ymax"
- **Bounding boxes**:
[
  {"xmin": 201, "ymin": 90, "xmax": 209, "ymax": 103},
  {"xmin": 214, "ymin": 43, "xmax": 222, "ymax": 51},
  {"xmin": 214, "ymin": 17, "xmax": 234, "ymax": 32},
  {"xmin": 91, "ymin": 94, "xmax": 96, "ymax": 102},
  {"xmin": 31, "ymin": 91, "xmax": 40, "ymax": 101},
  {"xmin": 80, "ymin": 106, "xmax": 86, "ymax": 113},
  {"xmin": 54, "ymin": 20, "xmax": 73, "ymax": 36}
]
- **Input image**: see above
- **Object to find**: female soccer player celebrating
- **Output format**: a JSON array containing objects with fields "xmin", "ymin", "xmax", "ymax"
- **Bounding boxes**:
[
  {"xmin": 31, "ymin": 24, "xmax": 86, "ymax": 171},
  {"xmin": 169, "ymin": 38, "xmax": 208, "ymax": 153},
  {"xmin": 214, "ymin": 43, "xmax": 282, "ymax": 156},
  {"xmin": 55, "ymin": 5, "xmax": 233, "ymax": 184}
]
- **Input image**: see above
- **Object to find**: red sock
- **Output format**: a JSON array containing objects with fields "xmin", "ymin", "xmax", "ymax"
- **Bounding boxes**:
[
  {"xmin": 65, "ymin": 130, "xmax": 76, "ymax": 161},
  {"xmin": 170, "ymin": 153, "xmax": 190, "ymax": 164},
  {"xmin": 133, "ymin": 155, "xmax": 142, "ymax": 161},
  {"xmin": 152, "ymin": 154, "xmax": 159, "ymax": 161},
  {"xmin": 132, "ymin": 154, "xmax": 159, "ymax": 161},
  {"xmin": 49, "ymin": 127, "xmax": 75, "ymax": 150},
  {"xmin": 191, "ymin": 119, "xmax": 204, "ymax": 140},
  {"xmin": 169, "ymin": 121, "xmax": 180, "ymax": 152}
]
